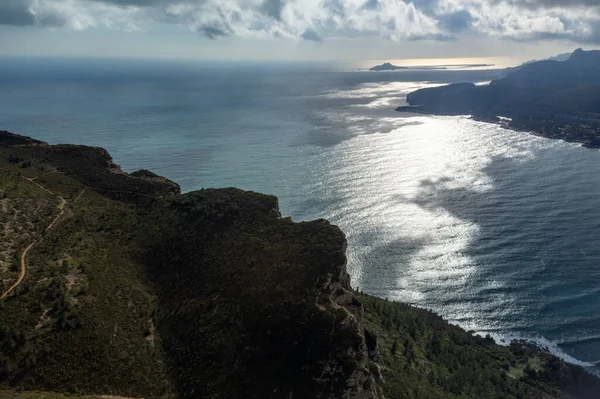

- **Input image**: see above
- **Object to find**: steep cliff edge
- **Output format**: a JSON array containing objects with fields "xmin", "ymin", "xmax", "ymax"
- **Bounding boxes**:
[
  {"xmin": 1, "ymin": 131, "xmax": 600, "ymax": 398},
  {"xmin": 137, "ymin": 189, "xmax": 379, "ymax": 398}
]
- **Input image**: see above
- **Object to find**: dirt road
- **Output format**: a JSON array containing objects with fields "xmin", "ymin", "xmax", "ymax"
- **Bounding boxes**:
[{"xmin": 1, "ymin": 176, "xmax": 67, "ymax": 299}]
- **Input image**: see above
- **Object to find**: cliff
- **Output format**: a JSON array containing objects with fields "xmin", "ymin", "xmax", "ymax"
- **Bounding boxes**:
[
  {"xmin": 136, "ymin": 188, "xmax": 379, "ymax": 398},
  {"xmin": 397, "ymin": 49, "xmax": 600, "ymax": 148},
  {"xmin": 1, "ymin": 131, "xmax": 599, "ymax": 398}
]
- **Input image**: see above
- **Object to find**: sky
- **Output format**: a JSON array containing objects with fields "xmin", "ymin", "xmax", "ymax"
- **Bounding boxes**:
[{"xmin": 0, "ymin": 0, "xmax": 599, "ymax": 62}]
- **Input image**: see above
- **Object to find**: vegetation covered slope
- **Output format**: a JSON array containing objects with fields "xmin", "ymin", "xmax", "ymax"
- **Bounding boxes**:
[
  {"xmin": 359, "ymin": 294, "xmax": 600, "ymax": 399},
  {"xmin": 138, "ymin": 188, "xmax": 381, "ymax": 398},
  {"xmin": 397, "ymin": 49, "xmax": 600, "ymax": 148},
  {"xmin": 0, "ymin": 136, "xmax": 169, "ymax": 397},
  {"xmin": 1, "ymin": 131, "xmax": 600, "ymax": 398}
]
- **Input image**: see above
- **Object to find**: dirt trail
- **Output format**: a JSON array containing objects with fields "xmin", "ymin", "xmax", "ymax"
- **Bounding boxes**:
[{"xmin": 1, "ymin": 176, "xmax": 67, "ymax": 299}]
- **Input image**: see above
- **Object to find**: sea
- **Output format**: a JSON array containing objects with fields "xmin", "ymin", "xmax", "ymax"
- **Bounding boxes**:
[{"xmin": 1, "ymin": 57, "xmax": 599, "ymax": 373}]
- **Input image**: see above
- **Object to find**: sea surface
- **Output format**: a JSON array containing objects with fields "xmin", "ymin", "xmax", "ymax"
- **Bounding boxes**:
[{"xmin": 1, "ymin": 57, "xmax": 599, "ymax": 372}]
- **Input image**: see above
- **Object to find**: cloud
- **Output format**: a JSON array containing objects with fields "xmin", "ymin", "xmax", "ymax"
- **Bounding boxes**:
[
  {"xmin": 492, "ymin": 0, "xmax": 600, "ymax": 9},
  {"xmin": 0, "ymin": 0, "xmax": 146, "ymax": 30},
  {"xmin": 301, "ymin": 28, "xmax": 321, "ymax": 41},
  {"xmin": 460, "ymin": 0, "xmax": 600, "ymax": 41},
  {"xmin": 0, "ymin": 0, "xmax": 67, "ymax": 27},
  {"xmin": 83, "ymin": 0, "xmax": 163, "ymax": 5},
  {"xmin": 360, "ymin": 0, "xmax": 378, "ymax": 11},
  {"xmin": 1, "ymin": 0, "xmax": 600, "ymax": 44},
  {"xmin": 437, "ymin": 10, "xmax": 473, "ymax": 33},
  {"xmin": 198, "ymin": 24, "xmax": 232, "ymax": 39},
  {"xmin": 0, "ymin": 2, "xmax": 36, "ymax": 26},
  {"xmin": 450, "ymin": 0, "xmax": 600, "ymax": 42},
  {"xmin": 260, "ymin": 0, "xmax": 285, "ymax": 20}
]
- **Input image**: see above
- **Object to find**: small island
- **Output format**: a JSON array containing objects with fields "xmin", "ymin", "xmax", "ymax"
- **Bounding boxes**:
[{"xmin": 369, "ymin": 62, "xmax": 408, "ymax": 71}]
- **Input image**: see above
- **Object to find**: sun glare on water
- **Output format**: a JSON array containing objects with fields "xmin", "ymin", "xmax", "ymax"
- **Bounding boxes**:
[{"xmin": 357, "ymin": 56, "xmax": 529, "ymax": 70}]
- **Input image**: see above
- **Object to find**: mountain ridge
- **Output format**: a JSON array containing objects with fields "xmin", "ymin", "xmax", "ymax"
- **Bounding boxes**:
[{"xmin": 396, "ymin": 49, "xmax": 600, "ymax": 148}]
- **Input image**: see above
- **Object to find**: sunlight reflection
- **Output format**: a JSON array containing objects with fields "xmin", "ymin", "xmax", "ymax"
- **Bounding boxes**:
[{"xmin": 315, "ymin": 82, "xmax": 554, "ymax": 332}]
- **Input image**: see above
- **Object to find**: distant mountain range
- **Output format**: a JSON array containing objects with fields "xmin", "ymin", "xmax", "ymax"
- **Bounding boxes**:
[
  {"xmin": 397, "ymin": 48, "xmax": 600, "ymax": 148},
  {"xmin": 502, "ymin": 50, "xmax": 574, "ymax": 76}
]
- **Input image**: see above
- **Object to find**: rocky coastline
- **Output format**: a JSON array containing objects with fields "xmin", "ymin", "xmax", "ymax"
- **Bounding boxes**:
[{"xmin": 396, "ymin": 49, "xmax": 600, "ymax": 149}]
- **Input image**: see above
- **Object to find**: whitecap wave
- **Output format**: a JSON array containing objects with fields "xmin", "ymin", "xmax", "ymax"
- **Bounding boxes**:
[{"xmin": 481, "ymin": 331, "xmax": 600, "ymax": 370}]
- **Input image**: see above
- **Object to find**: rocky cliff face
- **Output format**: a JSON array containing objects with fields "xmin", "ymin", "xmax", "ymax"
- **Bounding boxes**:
[{"xmin": 137, "ymin": 188, "xmax": 381, "ymax": 398}]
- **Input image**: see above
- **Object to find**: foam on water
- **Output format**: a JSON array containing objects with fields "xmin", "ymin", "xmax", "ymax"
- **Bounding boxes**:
[{"xmin": 489, "ymin": 331, "xmax": 600, "ymax": 369}]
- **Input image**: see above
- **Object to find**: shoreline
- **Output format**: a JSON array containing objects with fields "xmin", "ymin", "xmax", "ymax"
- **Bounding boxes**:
[
  {"xmin": 407, "ymin": 301, "xmax": 600, "ymax": 376},
  {"xmin": 396, "ymin": 106, "xmax": 600, "ymax": 149}
]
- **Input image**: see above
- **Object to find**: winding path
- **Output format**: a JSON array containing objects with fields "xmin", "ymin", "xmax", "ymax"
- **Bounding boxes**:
[{"xmin": 1, "ymin": 176, "xmax": 67, "ymax": 299}]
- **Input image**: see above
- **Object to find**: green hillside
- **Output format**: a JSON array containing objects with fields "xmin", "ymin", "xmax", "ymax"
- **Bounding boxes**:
[{"xmin": 1, "ymin": 130, "xmax": 599, "ymax": 398}]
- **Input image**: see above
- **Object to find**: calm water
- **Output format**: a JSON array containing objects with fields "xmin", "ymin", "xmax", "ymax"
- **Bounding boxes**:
[{"xmin": 1, "ymin": 58, "xmax": 599, "ymax": 372}]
